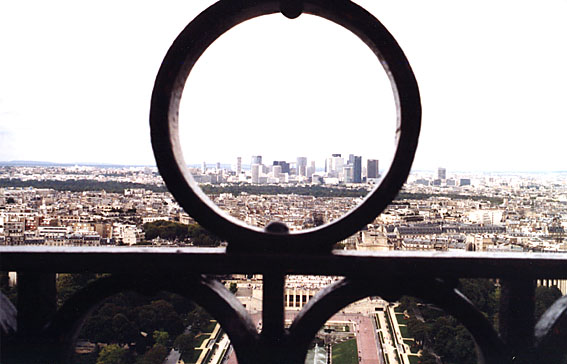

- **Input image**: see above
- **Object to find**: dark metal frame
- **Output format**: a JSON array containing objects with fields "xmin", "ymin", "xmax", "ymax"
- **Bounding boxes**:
[
  {"xmin": 149, "ymin": 0, "xmax": 421, "ymax": 253},
  {"xmin": 1, "ymin": 1, "xmax": 567, "ymax": 363}
]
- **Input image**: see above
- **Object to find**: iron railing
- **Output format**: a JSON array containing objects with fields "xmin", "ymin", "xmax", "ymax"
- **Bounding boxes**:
[{"xmin": 2, "ymin": 1, "xmax": 567, "ymax": 363}]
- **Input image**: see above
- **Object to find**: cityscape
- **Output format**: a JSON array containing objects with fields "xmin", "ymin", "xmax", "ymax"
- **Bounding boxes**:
[
  {"xmin": 1, "ymin": 160, "xmax": 566, "ymax": 364},
  {"xmin": 2, "ymin": 1, "xmax": 567, "ymax": 362},
  {"xmin": 189, "ymin": 154, "xmax": 381, "ymax": 185}
]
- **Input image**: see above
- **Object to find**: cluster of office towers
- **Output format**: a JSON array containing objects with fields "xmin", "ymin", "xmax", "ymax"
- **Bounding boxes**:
[{"xmin": 234, "ymin": 154, "xmax": 380, "ymax": 184}]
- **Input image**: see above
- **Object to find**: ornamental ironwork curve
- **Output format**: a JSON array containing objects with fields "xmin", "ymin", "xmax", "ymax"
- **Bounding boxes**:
[{"xmin": 1, "ymin": 1, "xmax": 566, "ymax": 364}]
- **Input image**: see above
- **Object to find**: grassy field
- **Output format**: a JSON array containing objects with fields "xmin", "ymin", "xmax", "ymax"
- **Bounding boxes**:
[
  {"xmin": 395, "ymin": 313, "xmax": 409, "ymax": 325},
  {"xmin": 332, "ymin": 339, "xmax": 358, "ymax": 364},
  {"xmin": 182, "ymin": 347, "xmax": 203, "ymax": 364},
  {"xmin": 408, "ymin": 355, "xmax": 420, "ymax": 364},
  {"xmin": 203, "ymin": 321, "xmax": 217, "ymax": 333},
  {"xmin": 399, "ymin": 325, "xmax": 409, "ymax": 338},
  {"xmin": 194, "ymin": 333, "xmax": 210, "ymax": 348}
]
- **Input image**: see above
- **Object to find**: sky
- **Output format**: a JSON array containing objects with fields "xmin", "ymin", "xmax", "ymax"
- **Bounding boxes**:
[{"xmin": 1, "ymin": 0, "xmax": 567, "ymax": 172}]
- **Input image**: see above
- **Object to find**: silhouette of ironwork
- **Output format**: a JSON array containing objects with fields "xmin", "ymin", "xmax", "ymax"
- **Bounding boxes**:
[{"xmin": 1, "ymin": 1, "xmax": 566, "ymax": 363}]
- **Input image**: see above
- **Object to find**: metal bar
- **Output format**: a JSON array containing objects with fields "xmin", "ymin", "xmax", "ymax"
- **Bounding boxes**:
[
  {"xmin": 499, "ymin": 279, "xmax": 536, "ymax": 363},
  {"xmin": 262, "ymin": 272, "xmax": 285, "ymax": 340},
  {"xmin": 16, "ymin": 272, "xmax": 56, "ymax": 335},
  {"xmin": 2, "ymin": 248, "xmax": 567, "ymax": 278},
  {"xmin": 5, "ymin": 272, "xmax": 58, "ymax": 363}
]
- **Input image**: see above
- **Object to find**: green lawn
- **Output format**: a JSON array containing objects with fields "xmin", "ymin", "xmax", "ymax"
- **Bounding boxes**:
[
  {"xmin": 399, "ymin": 325, "xmax": 409, "ymax": 338},
  {"xmin": 203, "ymin": 321, "xmax": 217, "ymax": 333},
  {"xmin": 199, "ymin": 334, "xmax": 212, "ymax": 346},
  {"xmin": 332, "ymin": 339, "xmax": 358, "ymax": 364},
  {"xmin": 182, "ymin": 348, "xmax": 203, "ymax": 364},
  {"xmin": 395, "ymin": 313, "xmax": 409, "ymax": 325},
  {"xmin": 408, "ymin": 355, "xmax": 420, "ymax": 364}
]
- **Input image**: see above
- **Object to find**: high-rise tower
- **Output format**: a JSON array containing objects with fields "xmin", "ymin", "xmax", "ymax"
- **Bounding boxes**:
[
  {"xmin": 251, "ymin": 164, "xmax": 260, "ymax": 184},
  {"xmin": 353, "ymin": 156, "xmax": 362, "ymax": 183},
  {"xmin": 296, "ymin": 157, "xmax": 307, "ymax": 177},
  {"xmin": 438, "ymin": 167, "xmax": 446, "ymax": 180},
  {"xmin": 367, "ymin": 159, "xmax": 379, "ymax": 179},
  {"xmin": 273, "ymin": 161, "xmax": 290, "ymax": 174},
  {"xmin": 236, "ymin": 157, "xmax": 242, "ymax": 175}
]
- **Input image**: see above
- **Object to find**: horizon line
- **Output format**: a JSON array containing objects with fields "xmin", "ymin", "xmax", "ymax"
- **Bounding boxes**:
[{"xmin": 1, "ymin": 160, "xmax": 566, "ymax": 174}]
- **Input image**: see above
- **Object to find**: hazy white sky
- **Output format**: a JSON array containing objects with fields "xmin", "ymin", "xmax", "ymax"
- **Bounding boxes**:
[{"xmin": 1, "ymin": 0, "xmax": 566, "ymax": 172}]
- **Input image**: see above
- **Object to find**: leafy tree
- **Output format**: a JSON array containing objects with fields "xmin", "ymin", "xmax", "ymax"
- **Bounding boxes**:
[
  {"xmin": 173, "ymin": 333, "xmax": 196, "ymax": 355},
  {"xmin": 402, "ymin": 280, "xmax": 497, "ymax": 364},
  {"xmin": 142, "ymin": 220, "xmax": 220, "ymax": 246},
  {"xmin": 199, "ymin": 184, "xmax": 370, "ymax": 198},
  {"xmin": 152, "ymin": 330, "xmax": 169, "ymax": 347},
  {"xmin": 187, "ymin": 224, "xmax": 220, "ymax": 246},
  {"xmin": 0, "ymin": 178, "xmax": 167, "ymax": 193},
  {"xmin": 407, "ymin": 319, "xmax": 428, "ymax": 345},
  {"xmin": 535, "ymin": 285, "xmax": 563, "ymax": 320},
  {"xmin": 96, "ymin": 344, "xmax": 126, "ymax": 364},
  {"xmin": 229, "ymin": 282, "xmax": 238, "ymax": 294},
  {"xmin": 57, "ymin": 273, "xmax": 99, "ymax": 306},
  {"xmin": 112, "ymin": 313, "xmax": 138, "ymax": 344},
  {"xmin": 135, "ymin": 344, "xmax": 168, "ymax": 364},
  {"xmin": 135, "ymin": 300, "xmax": 184, "ymax": 338},
  {"xmin": 143, "ymin": 220, "xmax": 188, "ymax": 241},
  {"xmin": 185, "ymin": 305, "xmax": 213, "ymax": 334}
]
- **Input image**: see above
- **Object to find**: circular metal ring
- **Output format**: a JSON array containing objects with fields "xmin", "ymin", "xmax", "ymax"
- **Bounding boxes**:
[{"xmin": 150, "ymin": 0, "xmax": 421, "ymax": 252}]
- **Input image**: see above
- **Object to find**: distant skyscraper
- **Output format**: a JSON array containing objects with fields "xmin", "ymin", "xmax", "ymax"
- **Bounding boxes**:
[
  {"xmin": 216, "ymin": 162, "xmax": 221, "ymax": 171},
  {"xmin": 353, "ymin": 156, "xmax": 362, "ymax": 183},
  {"xmin": 272, "ymin": 165, "xmax": 282, "ymax": 178},
  {"xmin": 344, "ymin": 165, "xmax": 354, "ymax": 183},
  {"xmin": 438, "ymin": 167, "xmax": 446, "ymax": 180},
  {"xmin": 202, "ymin": 161, "xmax": 206, "ymax": 173},
  {"xmin": 273, "ymin": 161, "xmax": 290, "ymax": 174},
  {"xmin": 251, "ymin": 155, "xmax": 262, "ymax": 165},
  {"xmin": 331, "ymin": 154, "xmax": 344, "ymax": 174},
  {"xmin": 297, "ymin": 157, "xmax": 307, "ymax": 177},
  {"xmin": 236, "ymin": 157, "xmax": 242, "ymax": 175},
  {"xmin": 367, "ymin": 159, "xmax": 379, "ymax": 179},
  {"xmin": 251, "ymin": 164, "xmax": 260, "ymax": 184},
  {"xmin": 307, "ymin": 161, "xmax": 316, "ymax": 178}
]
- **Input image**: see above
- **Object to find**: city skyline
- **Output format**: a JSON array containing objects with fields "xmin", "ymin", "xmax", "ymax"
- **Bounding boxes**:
[
  {"xmin": 1, "ymin": 1, "xmax": 567, "ymax": 172},
  {"xmin": 3, "ymin": 158, "xmax": 567, "ymax": 175}
]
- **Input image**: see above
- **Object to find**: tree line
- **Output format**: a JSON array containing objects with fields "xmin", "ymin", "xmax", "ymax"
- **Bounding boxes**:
[
  {"xmin": 396, "ymin": 192, "xmax": 503, "ymax": 205},
  {"xmin": 142, "ymin": 220, "xmax": 221, "ymax": 247},
  {"xmin": 1, "ymin": 178, "xmax": 503, "ymax": 204},
  {"xmin": 199, "ymin": 184, "xmax": 370, "ymax": 197},
  {"xmin": 0, "ymin": 178, "xmax": 166, "ymax": 193}
]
